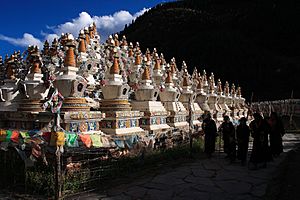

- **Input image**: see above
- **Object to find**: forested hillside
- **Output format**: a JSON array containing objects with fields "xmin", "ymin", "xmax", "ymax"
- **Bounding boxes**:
[{"xmin": 120, "ymin": 0, "xmax": 300, "ymax": 101}]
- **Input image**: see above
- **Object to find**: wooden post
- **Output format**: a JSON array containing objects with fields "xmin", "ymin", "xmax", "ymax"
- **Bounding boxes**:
[
  {"xmin": 55, "ymin": 150, "xmax": 62, "ymax": 200},
  {"xmin": 188, "ymin": 98, "xmax": 194, "ymax": 154}
]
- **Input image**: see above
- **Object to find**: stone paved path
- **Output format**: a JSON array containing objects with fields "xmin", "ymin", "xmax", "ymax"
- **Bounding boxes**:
[
  {"xmin": 85, "ymin": 133, "xmax": 300, "ymax": 200},
  {"xmin": 1, "ymin": 134, "xmax": 299, "ymax": 200}
]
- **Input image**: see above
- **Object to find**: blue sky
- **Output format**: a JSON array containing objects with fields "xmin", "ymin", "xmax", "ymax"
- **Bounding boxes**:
[{"xmin": 0, "ymin": 0, "xmax": 173, "ymax": 57}]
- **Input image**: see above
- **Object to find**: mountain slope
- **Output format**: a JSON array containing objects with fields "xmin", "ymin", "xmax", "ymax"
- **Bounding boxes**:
[{"xmin": 120, "ymin": 0, "xmax": 300, "ymax": 101}]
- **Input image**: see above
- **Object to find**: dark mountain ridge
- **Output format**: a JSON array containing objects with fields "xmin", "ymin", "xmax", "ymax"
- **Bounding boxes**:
[{"xmin": 120, "ymin": 0, "xmax": 300, "ymax": 101}]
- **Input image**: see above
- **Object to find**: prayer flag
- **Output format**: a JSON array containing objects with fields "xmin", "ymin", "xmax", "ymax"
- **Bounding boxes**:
[{"xmin": 90, "ymin": 135, "xmax": 102, "ymax": 147}]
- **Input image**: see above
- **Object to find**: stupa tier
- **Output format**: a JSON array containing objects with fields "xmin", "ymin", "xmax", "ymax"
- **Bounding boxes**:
[
  {"xmin": 179, "ymin": 64, "xmax": 203, "ymax": 126},
  {"xmin": 131, "ymin": 58, "xmax": 170, "ymax": 133},
  {"xmin": 99, "ymin": 51, "xmax": 145, "ymax": 135},
  {"xmin": 0, "ymin": 22, "xmax": 248, "ymax": 139}
]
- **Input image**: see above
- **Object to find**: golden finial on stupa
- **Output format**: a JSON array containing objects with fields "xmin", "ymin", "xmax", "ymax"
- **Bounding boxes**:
[
  {"xmin": 92, "ymin": 22, "xmax": 97, "ymax": 34},
  {"xmin": 165, "ymin": 70, "xmax": 173, "ymax": 84},
  {"xmin": 78, "ymin": 39, "xmax": 86, "ymax": 53},
  {"xmin": 210, "ymin": 72, "xmax": 215, "ymax": 85},
  {"xmin": 128, "ymin": 43, "xmax": 134, "ymax": 57},
  {"xmin": 84, "ymin": 27, "xmax": 90, "ymax": 45},
  {"xmin": 154, "ymin": 57, "xmax": 161, "ymax": 70},
  {"xmin": 231, "ymin": 83, "xmax": 236, "ymax": 96},
  {"xmin": 114, "ymin": 34, "xmax": 119, "ymax": 47},
  {"xmin": 142, "ymin": 59, "xmax": 151, "ymax": 80},
  {"xmin": 121, "ymin": 35, "xmax": 128, "ymax": 47},
  {"xmin": 89, "ymin": 24, "xmax": 94, "ymax": 38},
  {"xmin": 160, "ymin": 53, "xmax": 166, "ymax": 65},
  {"xmin": 78, "ymin": 30, "xmax": 86, "ymax": 53},
  {"xmin": 170, "ymin": 59, "xmax": 176, "ymax": 74},
  {"xmin": 224, "ymin": 81, "xmax": 230, "ymax": 96},
  {"xmin": 110, "ymin": 51, "xmax": 120, "ymax": 75},
  {"xmin": 217, "ymin": 79, "xmax": 222, "ymax": 95},
  {"xmin": 64, "ymin": 34, "xmax": 76, "ymax": 67},
  {"xmin": 182, "ymin": 71, "xmax": 189, "ymax": 87},
  {"xmin": 135, "ymin": 42, "xmax": 140, "ymax": 52},
  {"xmin": 209, "ymin": 77, "xmax": 214, "ymax": 94},
  {"xmin": 145, "ymin": 48, "xmax": 151, "ymax": 61},
  {"xmin": 192, "ymin": 67, "xmax": 198, "ymax": 79},
  {"xmin": 135, "ymin": 50, "xmax": 141, "ymax": 65},
  {"xmin": 202, "ymin": 70, "xmax": 207, "ymax": 82},
  {"xmin": 128, "ymin": 48, "xmax": 133, "ymax": 57},
  {"xmin": 197, "ymin": 76, "xmax": 203, "ymax": 89}
]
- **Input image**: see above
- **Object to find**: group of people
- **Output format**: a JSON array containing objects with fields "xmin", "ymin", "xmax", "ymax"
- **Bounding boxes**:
[{"xmin": 201, "ymin": 112, "xmax": 285, "ymax": 169}]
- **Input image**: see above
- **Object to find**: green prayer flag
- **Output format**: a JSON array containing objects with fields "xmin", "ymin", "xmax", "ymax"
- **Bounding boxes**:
[
  {"xmin": 5, "ymin": 130, "xmax": 12, "ymax": 142},
  {"xmin": 90, "ymin": 135, "xmax": 102, "ymax": 148},
  {"xmin": 66, "ymin": 133, "xmax": 79, "ymax": 147},
  {"xmin": 20, "ymin": 131, "xmax": 30, "ymax": 139}
]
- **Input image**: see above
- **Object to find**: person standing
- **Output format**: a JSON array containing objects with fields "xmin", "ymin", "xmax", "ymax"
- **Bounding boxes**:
[
  {"xmin": 249, "ymin": 113, "xmax": 271, "ymax": 169},
  {"xmin": 202, "ymin": 113, "xmax": 217, "ymax": 158},
  {"xmin": 236, "ymin": 117, "xmax": 250, "ymax": 165},
  {"xmin": 268, "ymin": 112, "xmax": 285, "ymax": 157},
  {"xmin": 219, "ymin": 115, "xmax": 236, "ymax": 162}
]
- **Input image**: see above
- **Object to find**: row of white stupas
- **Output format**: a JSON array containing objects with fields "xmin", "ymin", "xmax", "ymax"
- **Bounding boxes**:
[{"xmin": 0, "ymin": 22, "xmax": 248, "ymax": 136}]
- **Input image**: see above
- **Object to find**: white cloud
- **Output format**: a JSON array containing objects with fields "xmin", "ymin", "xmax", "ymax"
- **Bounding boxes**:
[
  {"xmin": 51, "ymin": 12, "xmax": 93, "ymax": 37},
  {"xmin": 0, "ymin": 33, "xmax": 43, "ymax": 48},
  {"xmin": 49, "ymin": 8, "xmax": 149, "ymax": 41},
  {"xmin": 0, "ymin": 8, "xmax": 148, "ymax": 49}
]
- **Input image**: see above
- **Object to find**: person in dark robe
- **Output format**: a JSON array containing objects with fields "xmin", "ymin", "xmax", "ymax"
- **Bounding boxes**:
[
  {"xmin": 268, "ymin": 112, "xmax": 285, "ymax": 157},
  {"xmin": 202, "ymin": 113, "xmax": 217, "ymax": 158},
  {"xmin": 236, "ymin": 117, "xmax": 250, "ymax": 165},
  {"xmin": 219, "ymin": 115, "xmax": 236, "ymax": 162},
  {"xmin": 249, "ymin": 113, "xmax": 271, "ymax": 169}
]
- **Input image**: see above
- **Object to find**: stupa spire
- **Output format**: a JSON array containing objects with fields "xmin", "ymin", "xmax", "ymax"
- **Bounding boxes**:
[
  {"xmin": 181, "ymin": 61, "xmax": 187, "ymax": 71},
  {"xmin": 170, "ymin": 59, "xmax": 176, "ymax": 74},
  {"xmin": 89, "ymin": 24, "xmax": 94, "ymax": 38},
  {"xmin": 142, "ymin": 60, "xmax": 151, "ymax": 80},
  {"xmin": 224, "ymin": 81, "xmax": 230, "ymax": 96},
  {"xmin": 202, "ymin": 70, "xmax": 207, "ymax": 83},
  {"xmin": 128, "ymin": 42, "xmax": 134, "ymax": 57},
  {"xmin": 114, "ymin": 34, "xmax": 119, "ymax": 47},
  {"xmin": 231, "ymin": 83, "xmax": 236, "ymax": 96},
  {"xmin": 78, "ymin": 30, "xmax": 86, "ymax": 53},
  {"xmin": 135, "ymin": 50, "xmax": 141, "ymax": 65},
  {"xmin": 217, "ymin": 79, "xmax": 222, "ymax": 95},
  {"xmin": 110, "ymin": 51, "xmax": 120, "ymax": 75},
  {"xmin": 165, "ymin": 70, "xmax": 173, "ymax": 84},
  {"xmin": 209, "ymin": 77, "xmax": 215, "ymax": 94},
  {"xmin": 182, "ymin": 71, "xmax": 189, "ymax": 87},
  {"xmin": 43, "ymin": 40, "xmax": 49, "ymax": 55},
  {"xmin": 64, "ymin": 34, "xmax": 76, "ymax": 67},
  {"xmin": 121, "ymin": 35, "xmax": 128, "ymax": 47},
  {"xmin": 154, "ymin": 56, "xmax": 161, "ymax": 70},
  {"xmin": 84, "ymin": 27, "xmax": 90, "ymax": 45},
  {"xmin": 146, "ymin": 48, "xmax": 151, "ymax": 62},
  {"xmin": 197, "ymin": 76, "xmax": 203, "ymax": 89}
]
